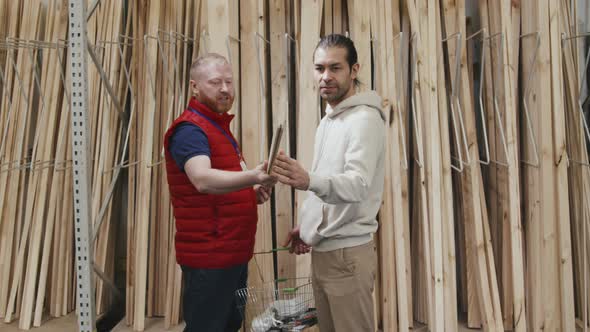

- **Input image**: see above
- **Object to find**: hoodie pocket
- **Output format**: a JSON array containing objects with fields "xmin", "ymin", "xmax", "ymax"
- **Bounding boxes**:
[{"xmin": 299, "ymin": 195, "xmax": 326, "ymax": 246}]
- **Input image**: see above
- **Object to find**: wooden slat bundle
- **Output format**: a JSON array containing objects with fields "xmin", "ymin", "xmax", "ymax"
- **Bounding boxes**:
[
  {"xmin": 519, "ymin": 1, "xmax": 576, "ymax": 331},
  {"xmin": 20, "ymin": 1, "xmax": 69, "ymax": 329},
  {"xmin": 559, "ymin": 0, "xmax": 590, "ymax": 329},
  {"xmin": 0, "ymin": 1, "xmax": 22, "ymax": 321},
  {"xmin": 2, "ymin": 0, "xmax": 44, "ymax": 325},
  {"xmin": 444, "ymin": 1, "xmax": 503, "ymax": 331},
  {"xmin": 371, "ymin": 0, "xmax": 404, "ymax": 329}
]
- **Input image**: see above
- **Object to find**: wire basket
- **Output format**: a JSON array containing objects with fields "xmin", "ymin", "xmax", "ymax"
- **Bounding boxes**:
[{"xmin": 235, "ymin": 278, "xmax": 317, "ymax": 332}]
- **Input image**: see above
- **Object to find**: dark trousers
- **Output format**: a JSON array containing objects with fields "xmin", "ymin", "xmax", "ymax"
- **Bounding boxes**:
[{"xmin": 182, "ymin": 264, "xmax": 248, "ymax": 332}]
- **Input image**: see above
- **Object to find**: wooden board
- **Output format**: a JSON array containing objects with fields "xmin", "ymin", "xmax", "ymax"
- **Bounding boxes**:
[
  {"xmin": 240, "ymin": 0, "xmax": 274, "ymax": 293},
  {"xmin": 520, "ymin": 1, "xmax": 545, "ymax": 330},
  {"xmin": 295, "ymin": 0, "xmax": 323, "ymax": 280},
  {"xmin": 133, "ymin": 0, "xmax": 162, "ymax": 329},
  {"xmin": 346, "ymin": 0, "xmax": 371, "ymax": 90},
  {"xmin": 269, "ymin": 0, "xmax": 295, "ymax": 283},
  {"xmin": 553, "ymin": 0, "xmax": 581, "ymax": 330},
  {"xmin": 435, "ymin": 2, "xmax": 458, "ymax": 330}
]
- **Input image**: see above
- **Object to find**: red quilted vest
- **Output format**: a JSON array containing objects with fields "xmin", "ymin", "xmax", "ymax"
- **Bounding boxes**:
[{"xmin": 164, "ymin": 98, "xmax": 258, "ymax": 269}]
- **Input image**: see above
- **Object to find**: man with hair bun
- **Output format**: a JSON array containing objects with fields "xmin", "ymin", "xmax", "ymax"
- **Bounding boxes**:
[{"xmin": 272, "ymin": 34, "xmax": 386, "ymax": 332}]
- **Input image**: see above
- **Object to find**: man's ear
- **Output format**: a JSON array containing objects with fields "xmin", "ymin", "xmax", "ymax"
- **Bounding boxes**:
[
  {"xmin": 350, "ymin": 63, "xmax": 360, "ymax": 80},
  {"xmin": 189, "ymin": 79, "xmax": 199, "ymax": 97}
]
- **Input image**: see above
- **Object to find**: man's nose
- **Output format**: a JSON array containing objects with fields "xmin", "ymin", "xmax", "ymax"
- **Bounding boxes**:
[
  {"xmin": 321, "ymin": 71, "xmax": 332, "ymax": 82},
  {"xmin": 220, "ymin": 81, "xmax": 229, "ymax": 92}
]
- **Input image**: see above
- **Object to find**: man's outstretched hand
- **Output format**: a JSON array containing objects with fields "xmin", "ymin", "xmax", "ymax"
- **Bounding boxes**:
[
  {"xmin": 271, "ymin": 151, "xmax": 310, "ymax": 191},
  {"xmin": 282, "ymin": 226, "xmax": 311, "ymax": 255}
]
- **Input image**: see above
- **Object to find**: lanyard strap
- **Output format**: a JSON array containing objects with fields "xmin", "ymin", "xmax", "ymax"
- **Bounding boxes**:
[{"xmin": 188, "ymin": 107, "xmax": 242, "ymax": 159}]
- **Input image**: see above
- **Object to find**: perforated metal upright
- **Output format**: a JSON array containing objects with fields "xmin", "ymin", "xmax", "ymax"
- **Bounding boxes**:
[{"xmin": 68, "ymin": 1, "xmax": 96, "ymax": 331}]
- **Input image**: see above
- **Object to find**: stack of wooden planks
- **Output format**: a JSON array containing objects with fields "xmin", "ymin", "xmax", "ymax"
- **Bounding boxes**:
[
  {"xmin": 1, "ymin": 1, "xmax": 590, "ymax": 331},
  {"xmin": 0, "ymin": 1, "xmax": 78, "ymax": 330}
]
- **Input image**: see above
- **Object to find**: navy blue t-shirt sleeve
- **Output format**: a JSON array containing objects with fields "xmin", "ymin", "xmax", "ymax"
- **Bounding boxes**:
[{"xmin": 168, "ymin": 123, "xmax": 210, "ymax": 172}]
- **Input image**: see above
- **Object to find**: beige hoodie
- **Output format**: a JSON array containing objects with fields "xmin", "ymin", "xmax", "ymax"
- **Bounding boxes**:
[{"xmin": 299, "ymin": 91, "xmax": 386, "ymax": 252}]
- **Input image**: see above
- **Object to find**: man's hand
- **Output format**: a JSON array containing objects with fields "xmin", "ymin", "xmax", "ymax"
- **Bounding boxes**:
[
  {"xmin": 253, "ymin": 161, "xmax": 278, "ymax": 187},
  {"xmin": 282, "ymin": 226, "xmax": 311, "ymax": 255},
  {"xmin": 271, "ymin": 151, "xmax": 310, "ymax": 191},
  {"xmin": 254, "ymin": 185, "xmax": 272, "ymax": 204}
]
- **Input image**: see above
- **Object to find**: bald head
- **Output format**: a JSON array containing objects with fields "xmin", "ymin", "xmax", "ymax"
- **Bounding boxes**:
[
  {"xmin": 190, "ymin": 53, "xmax": 230, "ymax": 81},
  {"xmin": 189, "ymin": 53, "xmax": 235, "ymax": 113}
]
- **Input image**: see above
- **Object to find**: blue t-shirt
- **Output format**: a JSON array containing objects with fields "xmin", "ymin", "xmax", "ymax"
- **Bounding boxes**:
[{"xmin": 168, "ymin": 123, "xmax": 210, "ymax": 172}]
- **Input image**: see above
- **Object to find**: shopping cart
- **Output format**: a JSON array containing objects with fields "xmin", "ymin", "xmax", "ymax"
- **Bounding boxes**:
[{"xmin": 235, "ymin": 278, "xmax": 317, "ymax": 332}]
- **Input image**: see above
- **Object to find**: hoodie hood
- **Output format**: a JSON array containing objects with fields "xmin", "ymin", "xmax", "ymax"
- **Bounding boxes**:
[{"xmin": 325, "ymin": 90, "xmax": 385, "ymax": 121}]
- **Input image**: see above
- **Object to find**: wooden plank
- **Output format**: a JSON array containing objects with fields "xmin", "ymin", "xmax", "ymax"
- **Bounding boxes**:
[
  {"xmin": 478, "ymin": 0, "xmax": 500, "ymax": 295},
  {"xmin": 398, "ymin": 2, "xmax": 413, "ymax": 325},
  {"xmin": 0, "ymin": 5, "xmax": 21, "ymax": 317},
  {"xmin": 269, "ymin": 0, "xmax": 295, "ymax": 283},
  {"xmin": 127, "ymin": 0, "xmax": 144, "ymax": 325},
  {"xmin": 46, "ymin": 61, "xmax": 71, "ymax": 320},
  {"xmin": 333, "ymin": 0, "xmax": 343, "ymax": 33},
  {"xmin": 485, "ymin": 3, "xmax": 514, "ymax": 325},
  {"xmin": 520, "ymin": 1, "xmax": 545, "ymax": 330},
  {"xmin": 406, "ymin": 0, "xmax": 434, "ymax": 326},
  {"xmin": 424, "ymin": 2, "xmax": 445, "ymax": 330},
  {"xmin": 346, "ymin": 0, "xmax": 371, "ymax": 90},
  {"xmin": 435, "ymin": 1, "xmax": 457, "ymax": 330},
  {"xmin": 240, "ymin": 0, "xmax": 274, "ymax": 291},
  {"xmin": 207, "ymin": 0, "xmax": 230, "ymax": 56},
  {"xmin": 63, "ymin": 137, "xmax": 74, "ymax": 316},
  {"xmin": 4, "ymin": 0, "xmax": 43, "ymax": 322},
  {"xmin": 207, "ymin": 0, "xmax": 241, "ymax": 141},
  {"xmin": 324, "ymin": 0, "xmax": 333, "ymax": 35},
  {"xmin": 94, "ymin": 0, "xmax": 125, "ymax": 316},
  {"xmin": 163, "ymin": 1, "xmax": 185, "ymax": 325},
  {"xmin": 552, "ymin": 1, "xmax": 577, "ymax": 330},
  {"xmin": 371, "ymin": 0, "xmax": 401, "ymax": 329},
  {"xmin": 23, "ymin": 2, "xmax": 69, "ymax": 328},
  {"xmin": 133, "ymin": 0, "xmax": 162, "ymax": 329},
  {"xmin": 479, "ymin": 186, "xmax": 504, "ymax": 332},
  {"xmin": 382, "ymin": 0, "xmax": 411, "ymax": 327},
  {"xmin": 295, "ymin": 0, "xmax": 322, "ymax": 280},
  {"xmin": 559, "ymin": 0, "xmax": 590, "ymax": 326},
  {"xmin": 497, "ymin": 1, "xmax": 528, "ymax": 331},
  {"xmin": 442, "ymin": 1, "xmax": 503, "ymax": 330}
]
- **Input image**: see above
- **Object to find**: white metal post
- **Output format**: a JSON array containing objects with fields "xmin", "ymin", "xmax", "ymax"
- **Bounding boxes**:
[{"xmin": 68, "ymin": 1, "xmax": 96, "ymax": 331}]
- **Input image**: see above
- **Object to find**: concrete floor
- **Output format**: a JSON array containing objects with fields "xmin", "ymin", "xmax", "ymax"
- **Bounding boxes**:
[
  {"xmin": 0, "ymin": 313, "xmax": 481, "ymax": 332},
  {"xmin": 2, "ymin": 313, "xmax": 587, "ymax": 331},
  {"xmin": 0, "ymin": 313, "xmax": 78, "ymax": 332}
]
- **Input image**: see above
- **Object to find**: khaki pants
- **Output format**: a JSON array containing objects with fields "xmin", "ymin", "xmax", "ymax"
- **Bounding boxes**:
[{"xmin": 311, "ymin": 241, "xmax": 377, "ymax": 332}]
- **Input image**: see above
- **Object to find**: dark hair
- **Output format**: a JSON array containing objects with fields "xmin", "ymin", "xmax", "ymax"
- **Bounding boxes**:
[{"xmin": 314, "ymin": 34, "xmax": 361, "ymax": 87}]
